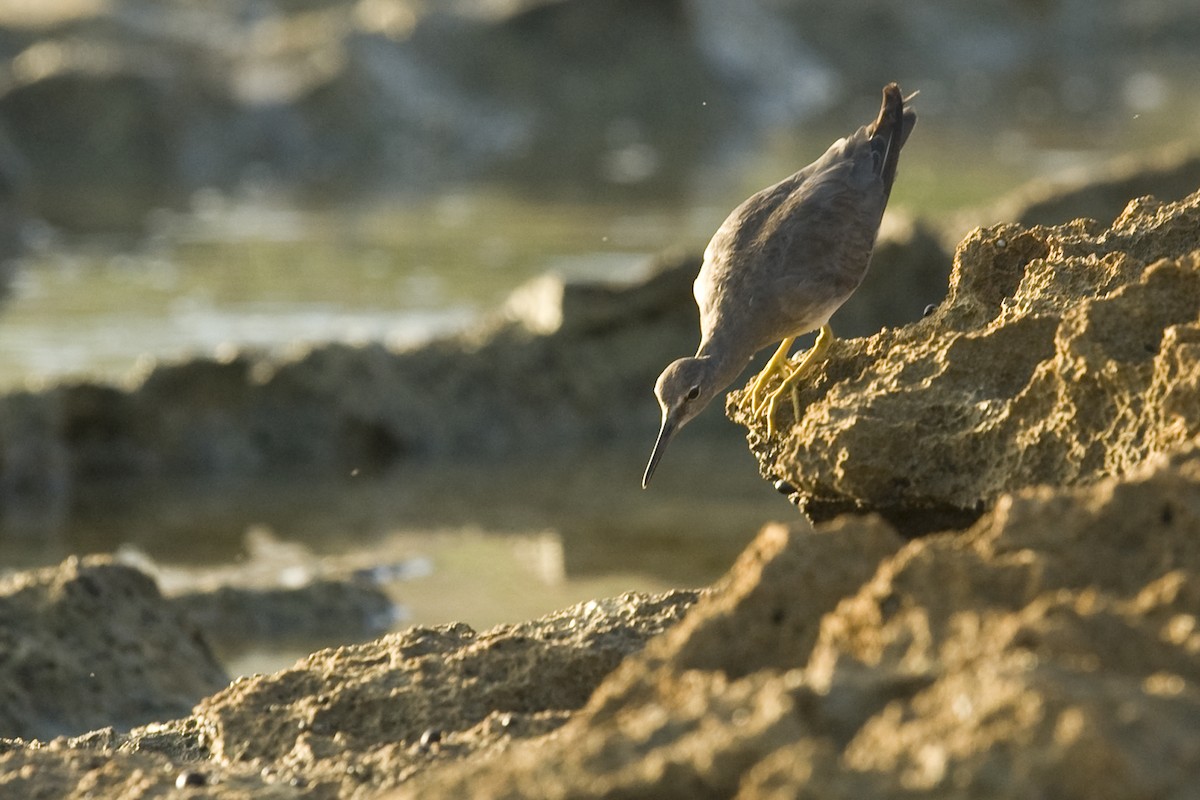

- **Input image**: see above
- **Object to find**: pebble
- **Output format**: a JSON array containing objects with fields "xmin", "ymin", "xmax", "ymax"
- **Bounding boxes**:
[{"xmin": 175, "ymin": 770, "xmax": 208, "ymax": 789}]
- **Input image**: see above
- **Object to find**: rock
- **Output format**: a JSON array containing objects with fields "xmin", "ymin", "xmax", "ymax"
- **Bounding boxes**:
[
  {"xmin": 729, "ymin": 188, "xmax": 1200, "ymax": 533},
  {"xmin": 0, "ymin": 589, "xmax": 699, "ymax": 796},
  {"xmin": 0, "ymin": 0, "xmax": 722, "ymax": 230},
  {"xmin": 0, "ymin": 214, "xmax": 955, "ymax": 507},
  {"xmin": 401, "ymin": 438, "xmax": 1200, "ymax": 798},
  {"xmin": 0, "ymin": 130, "xmax": 27, "ymax": 280},
  {"xmin": 502, "ymin": 253, "xmax": 697, "ymax": 337},
  {"xmin": 0, "ymin": 390, "xmax": 70, "ymax": 538},
  {"xmin": 0, "ymin": 556, "xmax": 227, "ymax": 740},
  {"xmin": 191, "ymin": 591, "xmax": 696, "ymax": 774},
  {"xmin": 0, "ymin": 252, "xmax": 707, "ymax": 506},
  {"xmin": 0, "ymin": 33, "xmax": 238, "ymax": 232},
  {"xmin": 393, "ymin": 516, "xmax": 905, "ymax": 798},
  {"xmin": 988, "ymin": 143, "xmax": 1200, "ymax": 229},
  {"xmin": 833, "ymin": 211, "xmax": 953, "ymax": 338}
]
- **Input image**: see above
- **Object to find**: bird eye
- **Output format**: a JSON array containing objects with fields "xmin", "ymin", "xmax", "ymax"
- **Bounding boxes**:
[{"xmin": 686, "ymin": 385, "xmax": 701, "ymax": 401}]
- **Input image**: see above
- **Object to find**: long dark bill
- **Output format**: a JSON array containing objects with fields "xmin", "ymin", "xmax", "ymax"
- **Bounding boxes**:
[{"xmin": 641, "ymin": 417, "xmax": 677, "ymax": 489}]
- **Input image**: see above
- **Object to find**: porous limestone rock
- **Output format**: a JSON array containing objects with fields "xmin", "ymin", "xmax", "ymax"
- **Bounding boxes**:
[
  {"xmin": 3, "ymin": 439, "xmax": 1200, "ymax": 797},
  {"xmin": 730, "ymin": 188, "xmax": 1200, "ymax": 533},
  {"xmin": 0, "ymin": 590, "xmax": 697, "ymax": 796},
  {"xmin": 402, "ymin": 437, "xmax": 1200, "ymax": 799}
]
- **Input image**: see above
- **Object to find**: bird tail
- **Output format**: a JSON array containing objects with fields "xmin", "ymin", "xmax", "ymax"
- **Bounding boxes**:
[{"xmin": 869, "ymin": 83, "xmax": 917, "ymax": 197}]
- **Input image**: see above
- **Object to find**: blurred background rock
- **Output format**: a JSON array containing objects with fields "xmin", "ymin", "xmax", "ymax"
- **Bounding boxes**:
[{"xmin": 1, "ymin": 0, "xmax": 1198, "ymax": 235}]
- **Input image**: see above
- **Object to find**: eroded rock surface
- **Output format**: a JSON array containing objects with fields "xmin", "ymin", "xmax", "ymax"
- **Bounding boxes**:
[
  {"xmin": 403, "ymin": 437, "xmax": 1200, "ymax": 798},
  {"xmin": 731, "ymin": 188, "xmax": 1200, "ymax": 532},
  {"xmin": 0, "ymin": 557, "xmax": 227, "ymax": 740},
  {"xmin": 0, "ymin": 590, "xmax": 698, "ymax": 797},
  {"xmin": 193, "ymin": 590, "xmax": 697, "ymax": 785},
  {"xmin": 171, "ymin": 578, "xmax": 399, "ymax": 664},
  {"xmin": 2, "ymin": 439, "xmax": 1199, "ymax": 797}
]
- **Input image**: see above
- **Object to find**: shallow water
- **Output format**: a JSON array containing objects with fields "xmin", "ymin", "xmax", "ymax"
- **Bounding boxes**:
[
  {"xmin": 0, "ymin": 433, "xmax": 790, "ymax": 673},
  {"xmin": 0, "ymin": 190, "xmax": 681, "ymax": 388}
]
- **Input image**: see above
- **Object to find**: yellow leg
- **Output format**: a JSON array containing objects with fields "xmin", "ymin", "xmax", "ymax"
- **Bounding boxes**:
[
  {"xmin": 763, "ymin": 325, "xmax": 834, "ymax": 436},
  {"xmin": 747, "ymin": 337, "xmax": 795, "ymax": 414}
]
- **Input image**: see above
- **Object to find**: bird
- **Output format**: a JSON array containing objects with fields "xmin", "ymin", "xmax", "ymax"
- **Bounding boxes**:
[{"xmin": 642, "ymin": 83, "xmax": 917, "ymax": 488}]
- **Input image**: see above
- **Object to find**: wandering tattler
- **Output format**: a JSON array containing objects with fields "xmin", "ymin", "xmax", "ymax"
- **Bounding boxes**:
[{"xmin": 643, "ymin": 83, "xmax": 917, "ymax": 488}]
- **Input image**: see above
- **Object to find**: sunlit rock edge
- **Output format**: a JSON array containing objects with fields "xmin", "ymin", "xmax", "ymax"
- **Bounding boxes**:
[{"xmin": 731, "ymin": 186, "xmax": 1200, "ymax": 536}]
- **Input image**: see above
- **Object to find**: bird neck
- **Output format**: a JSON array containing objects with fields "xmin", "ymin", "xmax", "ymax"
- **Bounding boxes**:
[{"xmin": 693, "ymin": 339, "xmax": 754, "ymax": 398}]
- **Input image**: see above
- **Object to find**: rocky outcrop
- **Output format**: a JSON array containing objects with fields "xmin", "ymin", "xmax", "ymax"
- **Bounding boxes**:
[
  {"xmin": 0, "ymin": 557, "xmax": 227, "ymax": 740},
  {"xmin": 192, "ymin": 591, "xmax": 697, "ymax": 787},
  {"xmin": 988, "ymin": 143, "xmax": 1200, "ymax": 229},
  {"xmin": 6, "ymin": 437, "xmax": 1197, "ymax": 797},
  {"xmin": 833, "ymin": 211, "xmax": 952, "ymax": 338},
  {"xmin": 0, "ymin": 0, "xmax": 736, "ymax": 231},
  {"xmin": 0, "ymin": 217, "xmax": 951, "ymax": 527},
  {"xmin": 404, "ymin": 437, "xmax": 1200, "ymax": 798},
  {"xmin": 0, "ymin": 589, "xmax": 699, "ymax": 796},
  {"xmin": 731, "ymin": 188, "xmax": 1200, "ymax": 533},
  {"xmin": 171, "ymin": 578, "xmax": 399, "ymax": 664}
]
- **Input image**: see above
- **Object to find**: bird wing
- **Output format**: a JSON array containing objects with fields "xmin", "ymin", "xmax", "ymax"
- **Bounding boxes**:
[
  {"xmin": 695, "ymin": 132, "xmax": 887, "ymax": 354},
  {"xmin": 694, "ymin": 84, "xmax": 916, "ymax": 358}
]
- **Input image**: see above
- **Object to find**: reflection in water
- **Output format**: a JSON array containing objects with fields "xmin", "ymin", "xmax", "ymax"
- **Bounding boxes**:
[
  {"xmin": 0, "ymin": 431, "xmax": 793, "ymax": 674},
  {"xmin": 2, "ymin": 433, "xmax": 790, "ymax": 579}
]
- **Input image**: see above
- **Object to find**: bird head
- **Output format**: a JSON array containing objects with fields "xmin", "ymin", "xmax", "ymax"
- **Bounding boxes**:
[{"xmin": 642, "ymin": 357, "xmax": 718, "ymax": 488}]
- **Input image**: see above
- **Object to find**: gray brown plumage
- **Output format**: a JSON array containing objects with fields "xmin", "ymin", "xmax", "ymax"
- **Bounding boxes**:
[{"xmin": 644, "ymin": 83, "xmax": 917, "ymax": 488}]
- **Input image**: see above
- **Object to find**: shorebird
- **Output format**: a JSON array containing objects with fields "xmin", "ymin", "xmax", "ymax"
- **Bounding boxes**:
[{"xmin": 643, "ymin": 83, "xmax": 917, "ymax": 488}]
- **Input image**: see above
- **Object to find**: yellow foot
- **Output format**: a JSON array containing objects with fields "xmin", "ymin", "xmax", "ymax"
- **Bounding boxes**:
[
  {"xmin": 763, "ymin": 374, "xmax": 801, "ymax": 437},
  {"xmin": 759, "ymin": 325, "xmax": 834, "ymax": 436},
  {"xmin": 746, "ymin": 337, "xmax": 795, "ymax": 415}
]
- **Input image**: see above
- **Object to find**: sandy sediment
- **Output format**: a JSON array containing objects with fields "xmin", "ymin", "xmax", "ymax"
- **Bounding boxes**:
[{"xmin": 0, "ymin": 590, "xmax": 698, "ymax": 797}]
